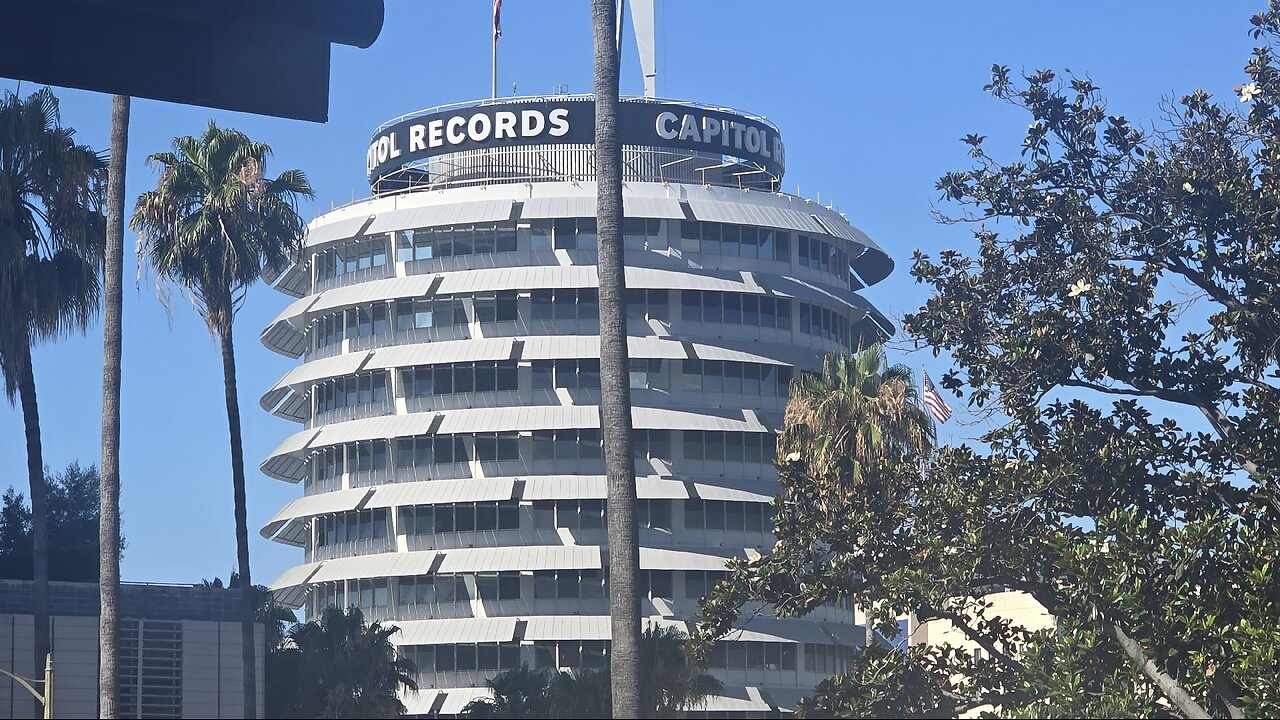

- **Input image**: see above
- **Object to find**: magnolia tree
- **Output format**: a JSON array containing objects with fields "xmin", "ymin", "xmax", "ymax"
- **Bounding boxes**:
[{"xmin": 696, "ymin": 6, "xmax": 1280, "ymax": 718}]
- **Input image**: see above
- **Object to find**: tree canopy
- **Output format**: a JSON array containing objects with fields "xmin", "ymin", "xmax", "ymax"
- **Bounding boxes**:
[
  {"xmin": 0, "ymin": 462, "xmax": 123, "ymax": 582},
  {"xmin": 697, "ymin": 5, "xmax": 1280, "ymax": 718},
  {"xmin": 268, "ymin": 607, "xmax": 417, "ymax": 719}
]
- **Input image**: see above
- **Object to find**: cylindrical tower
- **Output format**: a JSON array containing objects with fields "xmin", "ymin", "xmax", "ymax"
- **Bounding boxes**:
[{"xmin": 260, "ymin": 96, "xmax": 894, "ymax": 716}]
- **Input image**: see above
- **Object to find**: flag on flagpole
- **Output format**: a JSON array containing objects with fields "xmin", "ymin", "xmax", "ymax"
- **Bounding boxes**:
[
  {"xmin": 922, "ymin": 371, "xmax": 953, "ymax": 424},
  {"xmin": 493, "ymin": 0, "xmax": 503, "ymax": 40}
]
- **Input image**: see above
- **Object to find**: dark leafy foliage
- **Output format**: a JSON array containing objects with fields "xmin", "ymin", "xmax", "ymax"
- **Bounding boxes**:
[
  {"xmin": 698, "ymin": 5, "xmax": 1280, "ymax": 718},
  {"xmin": 0, "ymin": 462, "xmax": 124, "ymax": 581},
  {"xmin": 268, "ymin": 607, "xmax": 417, "ymax": 719},
  {"xmin": 462, "ymin": 627, "xmax": 721, "ymax": 718}
]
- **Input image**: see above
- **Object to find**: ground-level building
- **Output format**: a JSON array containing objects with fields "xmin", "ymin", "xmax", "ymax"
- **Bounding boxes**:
[{"xmin": 0, "ymin": 580, "xmax": 264, "ymax": 719}]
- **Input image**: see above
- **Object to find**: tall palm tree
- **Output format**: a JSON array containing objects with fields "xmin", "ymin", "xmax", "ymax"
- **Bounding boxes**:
[
  {"xmin": 0, "ymin": 88, "xmax": 106, "ymax": 713},
  {"xmin": 131, "ymin": 122, "xmax": 313, "ymax": 719},
  {"xmin": 778, "ymin": 345, "xmax": 935, "ymax": 644},
  {"xmin": 590, "ymin": 0, "xmax": 642, "ymax": 715},
  {"xmin": 99, "ymin": 92, "xmax": 130, "ymax": 720},
  {"xmin": 278, "ymin": 607, "xmax": 418, "ymax": 718}
]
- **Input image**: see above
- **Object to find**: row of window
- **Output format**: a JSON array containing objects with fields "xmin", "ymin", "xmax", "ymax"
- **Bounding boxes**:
[
  {"xmin": 318, "ymin": 500, "xmax": 769, "ymax": 549},
  {"xmin": 398, "ymin": 502, "xmax": 523, "ymax": 536},
  {"xmin": 395, "ymin": 223, "xmax": 519, "ymax": 263},
  {"xmin": 317, "ymin": 219, "xmax": 854, "ymax": 281},
  {"xmin": 316, "ymin": 509, "xmax": 390, "ymax": 547},
  {"xmin": 309, "ymin": 429, "xmax": 777, "ymax": 482},
  {"xmin": 799, "ymin": 302, "xmax": 854, "ymax": 348},
  {"xmin": 680, "ymin": 290, "xmax": 793, "ymax": 331},
  {"xmin": 399, "ymin": 639, "xmax": 846, "ymax": 677},
  {"xmin": 683, "ymin": 430, "xmax": 779, "ymax": 464},
  {"xmin": 314, "ymin": 371, "xmax": 389, "ymax": 414},
  {"xmin": 680, "ymin": 220, "xmax": 792, "ymax": 262},
  {"xmin": 402, "ymin": 360, "xmax": 520, "ymax": 398},
  {"xmin": 315, "ymin": 239, "xmax": 389, "ymax": 283},
  {"xmin": 531, "ymin": 499, "xmax": 673, "ymax": 531},
  {"xmin": 309, "ymin": 570, "xmax": 734, "ymax": 618},
  {"xmin": 796, "ymin": 233, "xmax": 850, "ymax": 279},
  {"xmin": 679, "ymin": 359, "xmax": 794, "ymax": 397},
  {"xmin": 309, "ymin": 359, "xmax": 794, "ymax": 415},
  {"xmin": 308, "ymin": 290, "xmax": 850, "ymax": 354}
]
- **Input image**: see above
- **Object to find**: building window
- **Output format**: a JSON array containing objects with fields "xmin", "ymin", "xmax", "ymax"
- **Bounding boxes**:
[
  {"xmin": 397, "ymin": 575, "xmax": 470, "ymax": 605},
  {"xmin": 393, "ymin": 435, "xmax": 470, "ymax": 468},
  {"xmin": 684, "ymin": 570, "xmax": 731, "ymax": 600},
  {"xmin": 679, "ymin": 359, "xmax": 792, "ymax": 397},
  {"xmin": 684, "ymin": 499, "xmax": 772, "ymax": 533},
  {"xmin": 804, "ymin": 642, "xmax": 854, "ymax": 675},
  {"xmin": 474, "ymin": 572, "xmax": 522, "ymax": 601},
  {"xmin": 407, "ymin": 642, "xmax": 522, "ymax": 674},
  {"xmin": 682, "ymin": 431, "xmax": 776, "ymax": 464},
  {"xmin": 394, "ymin": 223, "xmax": 518, "ymax": 262},
  {"xmin": 393, "ymin": 297, "xmax": 469, "ymax": 331},
  {"xmin": 625, "ymin": 288, "xmax": 670, "ymax": 321},
  {"xmin": 623, "ymin": 218, "xmax": 663, "ymax": 250},
  {"xmin": 640, "ymin": 570, "xmax": 674, "ymax": 599},
  {"xmin": 706, "ymin": 641, "xmax": 798, "ymax": 671},
  {"xmin": 404, "ymin": 360, "xmax": 520, "ymax": 399},
  {"xmin": 314, "ymin": 371, "xmax": 389, "ymax": 414},
  {"xmin": 533, "ymin": 640, "xmax": 609, "ymax": 670},
  {"xmin": 533, "ymin": 569, "xmax": 606, "ymax": 600},
  {"xmin": 681, "ymin": 220, "xmax": 791, "ymax": 262},
  {"xmin": 531, "ymin": 358, "xmax": 601, "ymax": 390},
  {"xmin": 531, "ymin": 288, "xmax": 598, "ymax": 321},
  {"xmin": 119, "ymin": 620, "xmax": 183, "ymax": 719},
  {"xmin": 681, "ymin": 290, "xmax": 792, "ymax": 331},
  {"xmin": 316, "ymin": 236, "xmax": 389, "ymax": 283},
  {"xmin": 399, "ymin": 501, "xmax": 521, "ymax": 536},
  {"xmin": 315, "ymin": 508, "xmax": 389, "ymax": 547},
  {"xmin": 474, "ymin": 433, "xmax": 520, "ymax": 462},
  {"xmin": 532, "ymin": 429, "xmax": 602, "ymax": 461}
]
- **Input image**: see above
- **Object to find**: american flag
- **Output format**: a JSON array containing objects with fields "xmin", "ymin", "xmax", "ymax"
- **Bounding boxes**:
[
  {"xmin": 493, "ymin": 0, "xmax": 503, "ymax": 40},
  {"xmin": 922, "ymin": 371, "xmax": 952, "ymax": 424}
]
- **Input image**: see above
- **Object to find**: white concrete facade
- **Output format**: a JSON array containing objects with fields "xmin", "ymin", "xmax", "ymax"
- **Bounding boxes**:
[{"xmin": 260, "ymin": 96, "xmax": 894, "ymax": 716}]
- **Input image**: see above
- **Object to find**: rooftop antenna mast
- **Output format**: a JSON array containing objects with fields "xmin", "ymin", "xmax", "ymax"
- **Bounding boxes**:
[{"xmin": 628, "ymin": 0, "xmax": 657, "ymax": 97}]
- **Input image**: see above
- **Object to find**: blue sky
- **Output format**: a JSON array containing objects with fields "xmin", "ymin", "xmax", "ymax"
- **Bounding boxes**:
[{"xmin": 0, "ymin": 1, "xmax": 1261, "ymax": 586}]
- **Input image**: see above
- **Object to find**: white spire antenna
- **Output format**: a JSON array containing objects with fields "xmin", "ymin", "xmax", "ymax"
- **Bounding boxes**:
[{"xmin": 629, "ymin": 0, "xmax": 657, "ymax": 96}]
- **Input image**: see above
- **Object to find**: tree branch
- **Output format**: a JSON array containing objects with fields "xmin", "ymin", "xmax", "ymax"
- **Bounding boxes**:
[
  {"xmin": 918, "ymin": 603, "xmax": 1030, "ymax": 678},
  {"xmin": 1092, "ymin": 605, "xmax": 1211, "ymax": 720}
]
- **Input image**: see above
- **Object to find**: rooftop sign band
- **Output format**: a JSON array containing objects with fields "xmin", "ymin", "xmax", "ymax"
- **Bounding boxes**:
[{"xmin": 366, "ymin": 98, "xmax": 785, "ymax": 184}]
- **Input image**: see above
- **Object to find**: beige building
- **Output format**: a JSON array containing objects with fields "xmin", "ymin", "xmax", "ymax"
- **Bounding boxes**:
[
  {"xmin": 0, "ymin": 580, "xmax": 264, "ymax": 719},
  {"xmin": 910, "ymin": 590, "xmax": 1054, "ymax": 651}
]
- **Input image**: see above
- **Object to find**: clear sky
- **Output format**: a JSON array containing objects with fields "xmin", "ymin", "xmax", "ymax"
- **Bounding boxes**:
[{"xmin": 0, "ymin": 1, "xmax": 1262, "ymax": 587}]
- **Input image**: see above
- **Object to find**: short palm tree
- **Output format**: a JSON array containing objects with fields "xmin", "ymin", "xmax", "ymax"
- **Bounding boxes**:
[
  {"xmin": 779, "ymin": 345, "xmax": 935, "ymax": 494},
  {"xmin": 638, "ymin": 625, "xmax": 722, "ymax": 716},
  {"xmin": 463, "ymin": 665, "xmax": 555, "ymax": 718},
  {"xmin": 131, "ymin": 122, "xmax": 312, "ymax": 719},
  {"xmin": 278, "ymin": 607, "xmax": 418, "ymax": 718},
  {"xmin": 0, "ymin": 88, "xmax": 106, "ymax": 702}
]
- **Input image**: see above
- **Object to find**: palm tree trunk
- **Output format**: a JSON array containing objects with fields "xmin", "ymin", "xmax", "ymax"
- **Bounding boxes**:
[
  {"xmin": 16, "ymin": 339, "xmax": 49, "ymax": 719},
  {"xmin": 591, "ymin": 1, "xmax": 640, "ymax": 716},
  {"xmin": 99, "ymin": 93, "xmax": 129, "ymax": 719},
  {"xmin": 218, "ymin": 321, "xmax": 257, "ymax": 719}
]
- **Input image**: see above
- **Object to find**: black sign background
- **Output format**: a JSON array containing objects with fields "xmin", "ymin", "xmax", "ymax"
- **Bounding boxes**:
[{"xmin": 367, "ymin": 98, "xmax": 784, "ymax": 184}]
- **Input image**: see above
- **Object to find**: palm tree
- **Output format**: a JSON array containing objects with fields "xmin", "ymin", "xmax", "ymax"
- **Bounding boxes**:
[
  {"xmin": 462, "ymin": 665, "xmax": 555, "ymax": 718},
  {"xmin": 0, "ymin": 88, "xmax": 106, "ymax": 712},
  {"xmin": 779, "ymin": 345, "xmax": 935, "ymax": 495},
  {"xmin": 98, "ymin": 92, "xmax": 130, "ymax": 720},
  {"xmin": 464, "ymin": 627, "xmax": 720, "ymax": 718},
  {"xmin": 277, "ymin": 607, "xmax": 418, "ymax": 718},
  {"xmin": 778, "ymin": 344, "xmax": 935, "ymax": 644},
  {"xmin": 637, "ymin": 626, "xmax": 722, "ymax": 717},
  {"xmin": 131, "ymin": 122, "xmax": 313, "ymax": 719},
  {"xmin": 590, "ymin": 0, "xmax": 642, "ymax": 715}
]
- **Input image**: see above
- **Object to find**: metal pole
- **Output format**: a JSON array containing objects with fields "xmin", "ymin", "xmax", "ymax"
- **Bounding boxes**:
[
  {"xmin": 43, "ymin": 654, "xmax": 52, "ymax": 720},
  {"xmin": 0, "ymin": 652, "xmax": 52, "ymax": 718},
  {"xmin": 491, "ymin": 29, "xmax": 498, "ymax": 99}
]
